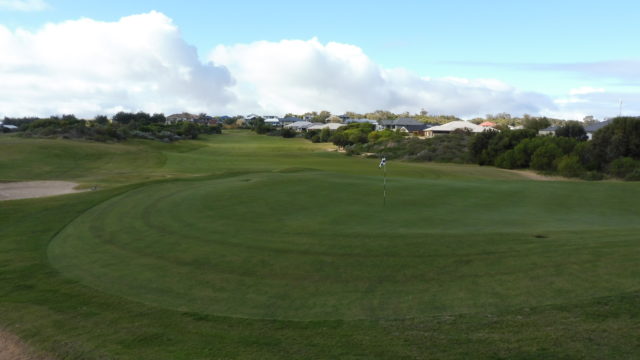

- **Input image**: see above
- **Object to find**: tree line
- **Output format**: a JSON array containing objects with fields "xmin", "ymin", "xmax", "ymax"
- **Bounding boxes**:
[{"xmin": 2, "ymin": 112, "xmax": 221, "ymax": 142}]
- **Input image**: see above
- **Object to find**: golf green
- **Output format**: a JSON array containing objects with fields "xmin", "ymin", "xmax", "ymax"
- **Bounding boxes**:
[{"xmin": 48, "ymin": 170, "xmax": 640, "ymax": 320}]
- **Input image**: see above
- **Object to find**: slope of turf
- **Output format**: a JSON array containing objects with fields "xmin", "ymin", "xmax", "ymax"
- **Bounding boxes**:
[
  {"xmin": 2, "ymin": 130, "xmax": 640, "ymax": 359},
  {"xmin": 49, "ymin": 169, "xmax": 640, "ymax": 320}
]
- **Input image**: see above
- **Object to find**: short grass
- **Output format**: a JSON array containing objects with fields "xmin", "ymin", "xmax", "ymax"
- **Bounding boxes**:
[{"xmin": 1, "ymin": 130, "xmax": 640, "ymax": 359}]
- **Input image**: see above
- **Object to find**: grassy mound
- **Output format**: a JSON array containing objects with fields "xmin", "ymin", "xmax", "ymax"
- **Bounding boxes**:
[{"xmin": 49, "ymin": 170, "xmax": 640, "ymax": 320}]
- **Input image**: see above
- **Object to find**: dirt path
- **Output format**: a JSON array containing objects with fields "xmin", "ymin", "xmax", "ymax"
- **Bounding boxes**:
[
  {"xmin": 503, "ymin": 169, "xmax": 569, "ymax": 181},
  {"xmin": 0, "ymin": 181, "xmax": 85, "ymax": 201},
  {"xmin": 0, "ymin": 330, "xmax": 52, "ymax": 360}
]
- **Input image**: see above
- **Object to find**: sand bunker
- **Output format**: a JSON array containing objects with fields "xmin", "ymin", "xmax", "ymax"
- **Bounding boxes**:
[{"xmin": 0, "ymin": 181, "xmax": 85, "ymax": 201}]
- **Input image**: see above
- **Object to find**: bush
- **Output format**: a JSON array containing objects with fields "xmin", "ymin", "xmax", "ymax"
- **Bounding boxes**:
[
  {"xmin": 608, "ymin": 157, "xmax": 640, "ymax": 179},
  {"xmin": 556, "ymin": 155, "xmax": 585, "ymax": 178},
  {"xmin": 624, "ymin": 169, "xmax": 640, "ymax": 181},
  {"xmin": 531, "ymin": 143, "xmax": 563, "ymax": 172},
  {"xmin": 495, "ymin": 150, "xmax": 519, "ymax": 169},
  {"xmin": 281, "ymin": 128, "xmax": 296, "ymax": 138}
]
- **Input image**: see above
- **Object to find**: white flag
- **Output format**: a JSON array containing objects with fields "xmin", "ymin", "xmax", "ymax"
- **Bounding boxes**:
[{"xmin": 379, "ymin": 157, "xmax": 386, "ymax": 168}]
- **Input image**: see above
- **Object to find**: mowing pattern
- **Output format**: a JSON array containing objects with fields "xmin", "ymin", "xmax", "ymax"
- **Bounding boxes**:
[{"xmin": 49, "ymin": 171, "xmax": 640, "ymax": 320}]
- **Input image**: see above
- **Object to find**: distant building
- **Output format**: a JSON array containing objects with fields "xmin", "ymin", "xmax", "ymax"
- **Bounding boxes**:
[
  {"xmin": 166, "ymin": 113, "xmax": 198, "ymax": 125},
  {"xmin": 538, "ymin": 125, "xmax": 559, "ymax": 136},
  {"xmin": 424, "ymin": 121, "xmax": 490, "ymax": 138},
  {"xmin": 284, "ymin": 121, "xmax": 314, "ymax": 131},
  {"xmin": 307, "ymin": 123, "xmax": 346, "ymax": 131},
  {"xmin": 584, "ymin": 119, "xmax": 613, "ymax": 140}
]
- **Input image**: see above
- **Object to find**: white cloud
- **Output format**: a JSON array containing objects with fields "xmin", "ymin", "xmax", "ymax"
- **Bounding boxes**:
[
  {"xmin": 211, "ymin": 38, "xmax": 554, "ymax": 117},
  {"xmin": 0, "ymin": 0, "xmax": 48, "ymax": 11},
  {"xmin": 0, "ymin": 11, "xmax": 234, "ymax": 117},
  {"xmin": 569, "ymin": 86, "xmax": 605, "ymax": 95},
  {"xmin": 0, "ymin": 13, "xmax": 558, "ymax": 119}
]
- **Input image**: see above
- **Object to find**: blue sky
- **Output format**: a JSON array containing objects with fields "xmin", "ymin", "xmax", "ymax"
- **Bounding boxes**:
[{"xmin": 0, "ymin": 0, "xmax": 639, "ymax": 118}]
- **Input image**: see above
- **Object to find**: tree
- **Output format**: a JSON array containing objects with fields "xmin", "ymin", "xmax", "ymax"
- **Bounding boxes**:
[
  {"xmin": 556, "ymin": 155, "xmax": 585, "ymax": 178},
  {"xmin": 590, "ymin": 117, "xmax": 640, "ymax": 169},
  {"xmin": 531, "ymin": 143, "xmax": 563, "ymax": 172},
  {"xmin": 556, "ymin": 121, "xmax": 587, "ymax": 141},
  {"xmin": 313, "ymin": 110, "xmax": 331, "ymax": 123},
  {"xmin": 150, "ymin": 113, "xmax": 166, "ymax": 124},
  {"xmin": 94, "ymin": 115, "xmax": 109, "ymax": 125},
  {"xmin": 523, "ymin": 117, "xmax": 551, "ymax": 131}
]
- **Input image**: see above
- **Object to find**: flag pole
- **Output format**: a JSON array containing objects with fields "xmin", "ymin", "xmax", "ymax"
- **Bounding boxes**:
[
  {"xmin": 383, "ymin": 162, "xmax": 387, "ymax": 206},
  {"xmin": 379, "ymin": 156, "xmax": 387, "ymax": 206}
]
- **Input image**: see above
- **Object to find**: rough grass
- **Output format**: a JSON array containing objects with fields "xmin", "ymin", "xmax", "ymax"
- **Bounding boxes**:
[{"xmin": 1, "ymin": 130, "xmax": 640, "ymax": 359}]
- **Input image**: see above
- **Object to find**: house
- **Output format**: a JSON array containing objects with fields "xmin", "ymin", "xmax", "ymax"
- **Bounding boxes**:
[
  {"xmin": 538, "ymin": 125, "xmax": 559, "ymax": 136},
  {"xmin": 379, "ymin": 118, "xmax": 431, "ymax": 135},
  {"xmin": 1, "ymin": 124, "xmax": 18, "ymax": 132},
  {"xmin": 307, "ymin": 123, "xmax": 346, "ymax": 131},
  {"xmin": 278, "ymin": 117, "xmax": 303, "ymax": 126},
  {"xmin": 584, "ymin": 119, "xmax": 613, "ymax": 140},
  {"xmin": 424, "ymin": 121, "xmax": 489, "ymax": 138},
  {"xmin": 166, "ymin": 113, "xmax": 198, "ymax": 125},
  {"xmin": 264, "ymin": 118, "xmax": 281, "ymax": 126},
  {"xmin": 284, "ymin": 121, "xmax": 314, "ymax": 131},
  {"xmin": 345, "ymin": 118, "xmax": 380, "ymax": 128}
]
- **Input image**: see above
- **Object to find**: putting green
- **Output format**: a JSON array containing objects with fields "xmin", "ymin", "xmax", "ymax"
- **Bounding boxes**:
[{"xmin": 48, "ymin": 171, "xmax": 640, "ymax": 320}]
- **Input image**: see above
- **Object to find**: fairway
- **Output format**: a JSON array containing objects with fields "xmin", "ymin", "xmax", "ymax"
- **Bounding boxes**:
[{"xmin": 48, "ymin": 162, "xmax": 640, "ymax": 320}]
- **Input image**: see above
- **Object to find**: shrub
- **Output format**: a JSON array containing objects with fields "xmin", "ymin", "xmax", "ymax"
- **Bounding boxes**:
[
  {"xmin": 495, "ymin": 150, "xmax": 519, "ymax": 169},
  {"xmin": 531, "ymin": 143, "xmax": 563, "ymax": 172},
  {"xmin": 556, "ymin": 155, "xmax": 585, "ymax": 178},
  {"xmin": 608, "ymin": 157, "xmax": 640, "ymax": 179},
  {"xmin": 281, "ymin": 128, "xmax": 296, "ymax": 138}
]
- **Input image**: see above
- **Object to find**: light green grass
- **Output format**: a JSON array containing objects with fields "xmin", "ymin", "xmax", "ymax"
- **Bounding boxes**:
[{"xmin": 1, "ymin": 130, "xmax": 640, "ymax": 359}]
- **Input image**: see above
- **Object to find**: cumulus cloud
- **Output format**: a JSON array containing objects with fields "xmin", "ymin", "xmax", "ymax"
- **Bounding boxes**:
[
  {"xmin": 0, "ymin": 11, "xmax": 234, "ymax": 117},
  {"xmin": 0, "ymin": 0, "xmax": 47, "ymax": 11},
  {"xmin": 211, "ymin": 38, "xmax": 554, "ymax": 117},
  {"xmin": 549, "ymin": 89, "xmax": 639, "ymax": 121},
  {"xmin": 0, "ymin": 13, "xmax": 559, "ymax": 118}
]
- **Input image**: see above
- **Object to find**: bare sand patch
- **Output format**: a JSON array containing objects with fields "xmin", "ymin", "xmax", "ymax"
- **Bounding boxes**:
[
  {"xmin": 0, "ymin": 330, "xmax": 53, "ymax": 360},
  {"xmin": 504, "ymin": 169, "xmax": 569, "ymax": 181},
  {"xmin": 0, "ymin": 181, "xmax": 85, "ymax": 201}
]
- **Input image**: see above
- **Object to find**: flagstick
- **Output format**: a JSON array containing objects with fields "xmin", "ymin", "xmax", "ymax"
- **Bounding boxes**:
[{"xmin": 383, "ymin": 163, "xmax": 387, "ymax": 206}]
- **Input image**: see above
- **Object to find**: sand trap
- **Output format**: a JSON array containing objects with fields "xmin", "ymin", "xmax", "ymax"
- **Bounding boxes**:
[
  {"xmin": 0, "ymin": 330, "xmax": 52, "ymax": 360},
  {"xmin": 0, "ymin": 181, "xmax": 85, "ymax": 201}
]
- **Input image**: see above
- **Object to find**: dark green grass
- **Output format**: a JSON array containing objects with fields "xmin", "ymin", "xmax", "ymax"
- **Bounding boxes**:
[
  {"xmin": 2, "ymin": 130, "xmax": 640, "ymax": 358},
  {"xmin": 49, "ymin": 172, "xmax": 640, "ymax": 321}
]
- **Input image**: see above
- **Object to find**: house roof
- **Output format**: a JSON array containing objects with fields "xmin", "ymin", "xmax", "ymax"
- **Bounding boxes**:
[
  {"xmin": 427, "ymin": 121, "xmax": 487, "ymax": 133},
  {"xmin": 279, "ymin": 117, "xmax": 302, "ymax": 123},
  {"xmin": 480, "ymin": 121, "xmax": 497, "ymax": 127},
  {"xmin": 345, "ymin": 118, "xmax": 378, "ymax": 125},
  {"xmin": 585, "ymin": 119, "xmax": 613, "ymax": 133},
  {"xmin": 539, "ymin": 125, "xmax": 559, "ymax": 132},
  {"xmin": 1, "ymin": 124, "xmax": 18, "ymax": 129},
  {"xmin": 284, "ymin": 121, "xmax": 314, "ymax": 129},
  {"xmin": 308, "ymin": 123, "xmax": 346, "ymax": 130},
  {"xmin": 167, "ymin": 112, "xmax": 198, "ymax": 120}
]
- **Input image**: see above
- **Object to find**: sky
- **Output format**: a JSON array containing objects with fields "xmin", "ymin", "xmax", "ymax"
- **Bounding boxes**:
[{"xmin": 0, "ymin": 0, "xmax": 639, "ymax": 120}]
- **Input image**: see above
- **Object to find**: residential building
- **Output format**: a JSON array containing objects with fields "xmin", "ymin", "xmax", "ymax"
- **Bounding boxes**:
[{"xmin": 424, "ymin": 121, "xmax": 490, "ymax": 138}]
